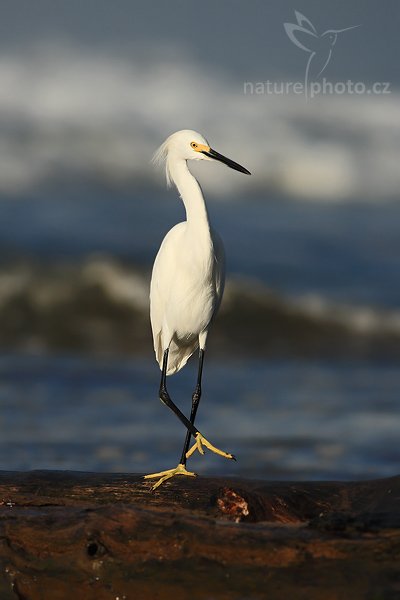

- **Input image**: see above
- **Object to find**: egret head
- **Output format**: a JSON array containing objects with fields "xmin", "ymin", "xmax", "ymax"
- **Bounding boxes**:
[{"xmin": 153, "ymin": 129, "xmax": 250, "ymax": 186}]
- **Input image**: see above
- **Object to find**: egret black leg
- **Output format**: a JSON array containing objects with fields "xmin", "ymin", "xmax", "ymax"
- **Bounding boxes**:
[
  {"xmin": 180, "ymin": 349, "xmax": 205, "ymax": 466},
  {"xmin": 145, "ymin": 348, "xmax": 234, "ymax": 490},
  {"xmin": 159, "ymin": 349, "xmax": 198, "ymax": 437}
]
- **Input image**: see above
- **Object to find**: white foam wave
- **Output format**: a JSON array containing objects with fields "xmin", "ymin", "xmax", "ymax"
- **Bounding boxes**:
[
  {"xmin": 0, "ymin": 41, "xmax": 399, "ymax": 201},
  {"xmin": 293, "ymin": 292, "xmax": 400, "ymax": 336},
  {"xmin": 0, "ymin": 259, "xmax": 399, "ymax": 357},
  {"xmin": 224, "ymin": 279, "xmax": 400, "ymax": 338}
]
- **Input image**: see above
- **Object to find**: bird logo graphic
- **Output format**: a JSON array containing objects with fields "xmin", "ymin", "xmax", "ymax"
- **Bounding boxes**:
[{"xmin": 284, "ymin": 11, "xmax": 360, "ymax": 98}]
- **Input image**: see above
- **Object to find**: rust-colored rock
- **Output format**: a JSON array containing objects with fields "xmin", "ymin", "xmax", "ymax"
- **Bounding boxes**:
[{"xmin": 0, "ymin": 471, "xmax": 399, "ymax": 599}]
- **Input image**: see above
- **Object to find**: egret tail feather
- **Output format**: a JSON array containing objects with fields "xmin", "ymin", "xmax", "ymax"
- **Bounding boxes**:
[{"xmin": 155, "ymin": 336, "xmax": 199, "ymax": 375}]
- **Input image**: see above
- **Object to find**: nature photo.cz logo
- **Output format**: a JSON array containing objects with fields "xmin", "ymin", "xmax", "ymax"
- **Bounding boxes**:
[{"xmin": 244, "ymin": 11, "xmax": 391, "ymax": 100}]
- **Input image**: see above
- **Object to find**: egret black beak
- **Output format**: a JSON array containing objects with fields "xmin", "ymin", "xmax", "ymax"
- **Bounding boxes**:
[{"xmin": 201, "ymin": 148, "xmax": 251, "ymax": 175}]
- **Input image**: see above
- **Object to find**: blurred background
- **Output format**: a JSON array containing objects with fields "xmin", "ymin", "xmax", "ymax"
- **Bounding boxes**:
[{"xmin": 0, "ymin": 0, "xmax": 399, "ymax": 480}]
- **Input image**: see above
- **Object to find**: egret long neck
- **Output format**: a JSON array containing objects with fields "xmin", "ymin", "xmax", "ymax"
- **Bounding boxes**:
[{"xmin": 168, "ymin": 159, "xmax": 210, "ymax": 230}]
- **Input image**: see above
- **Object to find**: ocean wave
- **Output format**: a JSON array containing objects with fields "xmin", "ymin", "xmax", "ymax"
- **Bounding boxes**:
[
  {"xmin": 0, "ymin": 258, "xmax": 399, "ymax": 359},
  {"xmin": 0, "ymin": 42, "xmax": 399, "ymax": 200}
]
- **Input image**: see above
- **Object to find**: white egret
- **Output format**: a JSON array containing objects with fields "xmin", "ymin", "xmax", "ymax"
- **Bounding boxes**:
[{"xmin": 144, "ymin": 129, "xmax": 250, "ymax": 490}]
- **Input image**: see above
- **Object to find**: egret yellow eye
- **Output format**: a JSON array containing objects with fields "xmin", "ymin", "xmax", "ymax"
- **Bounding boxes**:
[{"xmin": 191, "ymin": 142, "xmax": 198, "ymax": 149}]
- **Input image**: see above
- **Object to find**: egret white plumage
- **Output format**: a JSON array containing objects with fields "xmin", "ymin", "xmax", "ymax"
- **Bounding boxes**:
[{"xmin": 144, "ymin": 129, "xmax": 250, "ymax": 490}]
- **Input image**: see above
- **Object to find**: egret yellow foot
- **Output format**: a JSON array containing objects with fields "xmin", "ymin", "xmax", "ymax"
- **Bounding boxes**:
[
  {"xmin": 186, "ymin": 433, "xmax": 236, "ymax": 461},
  {"xmin": 144, "ymin": 463, "xmax": 197, "ymax": 490}
]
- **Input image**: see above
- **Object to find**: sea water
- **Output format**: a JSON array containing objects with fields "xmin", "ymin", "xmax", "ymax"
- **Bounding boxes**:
[
  {"xmin": 0, "ymin": 188, "xmax": 399, "ymax": 479},
  {"xmin": 0, "ymin": 353, "xmax": 398, "ymax": 480}
]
